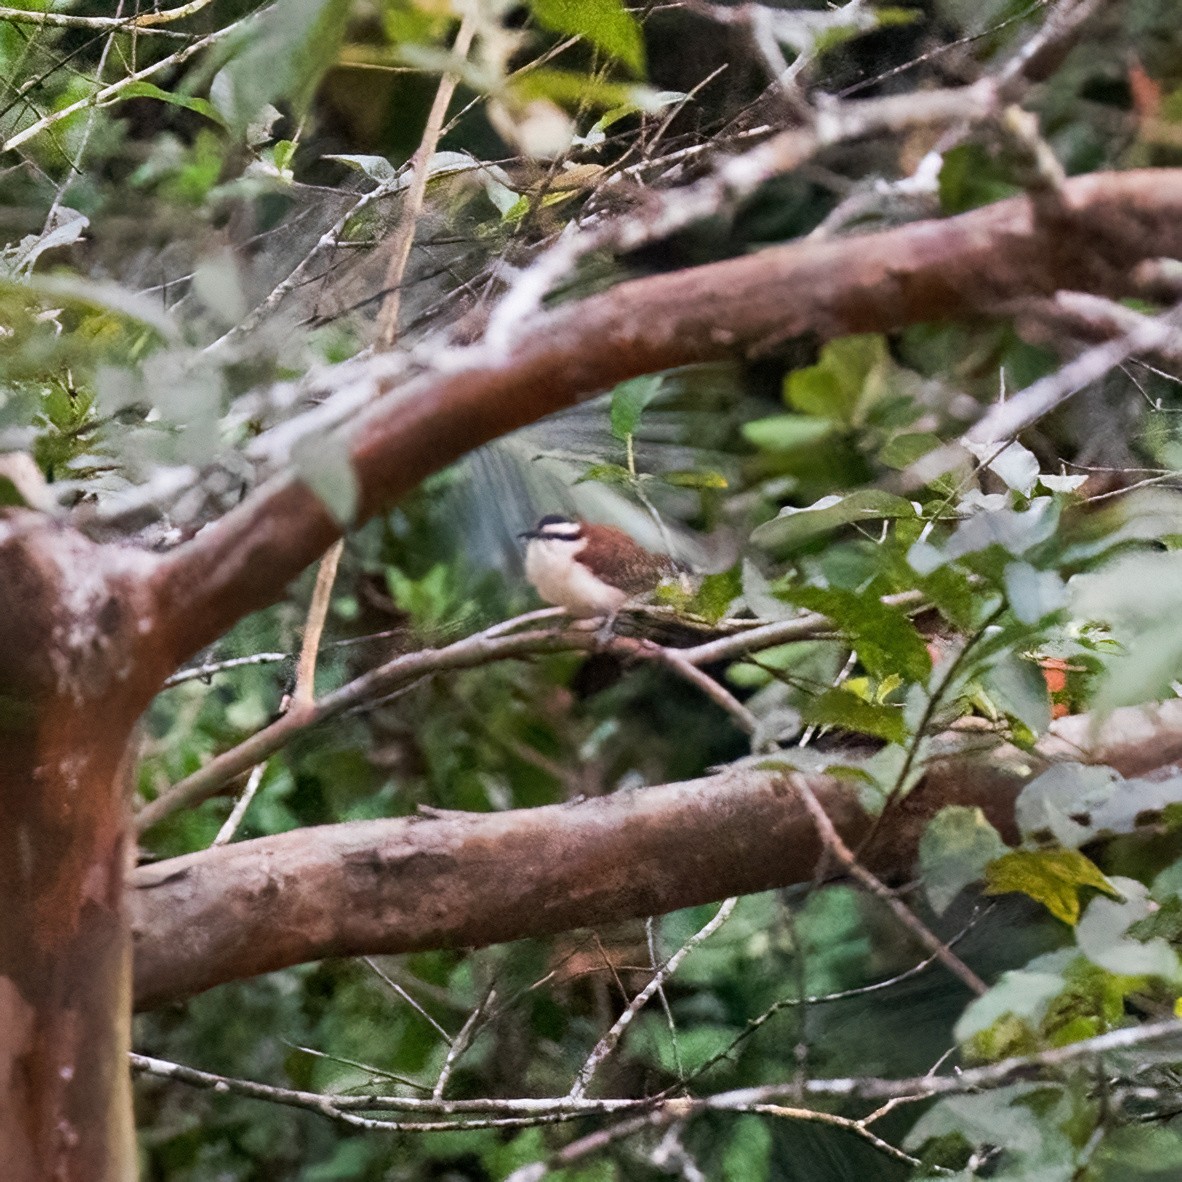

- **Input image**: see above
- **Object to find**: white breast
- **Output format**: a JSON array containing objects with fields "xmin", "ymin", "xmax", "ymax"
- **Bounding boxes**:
[{"xmin": 525, "ymin": 538, "xmax": 630, "ymax": 617}]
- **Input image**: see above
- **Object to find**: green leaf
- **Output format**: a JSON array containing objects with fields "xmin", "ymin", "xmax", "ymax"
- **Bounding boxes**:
[
  {"xmin": 118, "ymin": 81, "xmax": 227, "ymax": 127},
  {"xmin": 964, "ymin": 438, "xmax": 1040, "ymax": 496},
  {"xmin": 1090, "ymin": 1125, "xmax": 1182, "ymax": 1180},
  {"xmin": 324, "ymin": 153, "xmax": 399, "ymax": 184},
  {"xmin": 751, "ymin": 490, "xmax": 916, "ymax": 552},
  {"xmin": 1003, "ymin": 561, "xmax": 1066, "ymax": 625},
  {"xmin": 1076, "ymin": 877, "xmax": 1182, "ymax": 980},
  {"xmin": 609, "ymin": 375, "xmax": 662, "ymax": 440},
  {"xmin": 530, "ymin": 0, "xmax": 645, "ymax": 74},
  {"xmin": 880, "ymin": 431, "xmax": 941, "ymax": 469},
  {"xmin": 658, "ymin": 468, "xmax": 728, "ymax": 489},
  {"xmin": 984, "ymin": 848, "xmax": 1119, "ymax": 925},
  {"xmin": 939, "ymin": 142, "xmax": 1021, "ymax": 214},
  {"xmin": 688, "ymin": 567, "xmax": 742, "ymax": 624},
  {"xmin": 786, "ymin": 584, "xmax": 932, "ymax": 682},
  {"xmin": 785, "ymin": 334, "xmax": 888, "ymax": 424},
  {"xmin": 511, "ymin": 69, "xmax": 668, "ymax": 113},
  {"xmin": 801, "ymin": 687, "xmax": 906, "ymax": 744},
  {"xmin": 741, "ymin": 414, "xmax": 835, "ymax": 453},
  {"xmin": 722, "ymin": 1115, "xmax": 773, "ymax": 1181},
  {"xmin": 574, "ymin": 462, "xmax": 633, "ymax": 485},
  {"xmin": 1015, "ymin": 764, "xmax": 1122, "ymax": 848},
  {"xmin": 954, "ymin": 967, "xmax": 1069, "ymax": 1043},
  {"xmin": 212, "ymin": 0, "xmax": 350, "ymax": 134},
  {"xmin": 905, "ymin": 1085, "xmax": 1046, "ymax": 1156},
  {"xmin": 11, "ymin": 274, "xmax": 179, "ymax": 341},
  {"xmin": 910, "ymin": 497, "xmax": 1059, "ymax": 572},
  {"xmin": 292, "ymin": 431, "xmax": 358, "ymax": 526},
  {"xmin": 920, "ymin": 806, "xmax": 1009, "ymax": 915},
  {"xmin": 979, "ymin": 651, "xmax": 1051, "ymax": 736},
  {"xmin": 1093, "ymin": 622, "xmax": 1182, "ymax": 714}
]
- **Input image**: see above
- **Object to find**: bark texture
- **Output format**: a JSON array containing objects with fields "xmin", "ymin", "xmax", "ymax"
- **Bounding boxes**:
[
  {"xmin": 0, "ymin": 513, "xmax": 163, "ymax": 1180},
  {"xmin": 131, "ymin": 752, "xmax": 1030, "ymax": 1009}
]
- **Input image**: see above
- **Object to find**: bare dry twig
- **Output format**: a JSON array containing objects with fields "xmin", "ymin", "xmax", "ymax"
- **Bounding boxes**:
[{"xmin": 788, "ymin": 773, "xmax": 989, "ymax": 996}]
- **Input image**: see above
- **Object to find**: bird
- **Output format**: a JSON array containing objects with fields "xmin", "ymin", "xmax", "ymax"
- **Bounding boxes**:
[{"xmin": 518, "ymin": 515, "xmax": 678, "ymax": 624}]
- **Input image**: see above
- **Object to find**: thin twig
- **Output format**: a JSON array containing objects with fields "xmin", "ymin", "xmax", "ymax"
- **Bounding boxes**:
[
  {"xmin": 374, "ymin": 13, "xmax": 477, "ymax": 348},
  {"xmin": 0, "ymin": 0, "xmax": 217, "ymax": 29},
  {"xmin": 364, "ymin": 958, "xmax": 454, "ymax": 1045},
  {"xmin": 433, "ymin": 989, "xmax": 493, "ymax": 1101},
  {"xmin": 748, "ymin": 1102, "xmax": 937, "ymax": 1172},
  {"xmin": 0, "ymin": 14, "xmax": 251, "ymax": 154},
  {"xmin": 788, "ymin": 773, "xmax": 989, "ymax": 996},
  {"xmin": 129, "ymin": 1016, "xmax": 1182, "ymax": 1118},
  {"xmin": 568, "ymin": 898, "xmax": 738, "ymax": 1100},
  {"xmin": 291, "ymin": 539, "xmax": 344, "ymax": 710},
  {"xmin": 163, "ymin": 652, "xmax": 291, "ymax": 688},
  {"xmin": 211, "ymin": 762, "xmax": 266, "ymax": 846},
  {"xmin": 137, "ymin": 596, "xmax": 924, "ymax": 833}
]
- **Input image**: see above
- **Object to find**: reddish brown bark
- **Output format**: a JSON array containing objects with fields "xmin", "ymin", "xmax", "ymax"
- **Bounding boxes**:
[
  {"xmin": 128, "ymin": 696, "xmax": 1182, "ymax": 1012},
  {"xmin": 0, "ymin": 514, "xmax": 166, "ymax": 1181},
  {"xmin": 130, "ymin": 753, "xmax": 1030, "ymax": 1010}
]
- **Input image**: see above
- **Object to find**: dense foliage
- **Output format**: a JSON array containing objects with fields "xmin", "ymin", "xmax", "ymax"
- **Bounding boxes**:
[{"xmin": 7, "ymin": 0, "xmax": 1182, "ymax": 1178}]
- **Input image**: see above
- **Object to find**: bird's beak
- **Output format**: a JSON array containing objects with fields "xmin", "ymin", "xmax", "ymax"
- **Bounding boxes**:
[{"xmin": 517, "ymin": 528, "xmax": 538, "ymax": 540}]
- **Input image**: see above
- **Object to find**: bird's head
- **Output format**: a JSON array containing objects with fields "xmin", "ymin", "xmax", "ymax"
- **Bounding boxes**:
[{"xmin": 518, "ymin": 515, "xmax": 583, "ymax": 543}]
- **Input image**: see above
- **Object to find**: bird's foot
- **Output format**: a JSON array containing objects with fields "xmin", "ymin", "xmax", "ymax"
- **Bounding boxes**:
[{"xmin": 593, "ymin": 612, "xmax": 618, "ymax": 648}]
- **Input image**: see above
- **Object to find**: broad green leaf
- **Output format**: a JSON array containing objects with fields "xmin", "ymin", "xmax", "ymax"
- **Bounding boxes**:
[
  {"xmin": 324, "ymin": 153, "xmax": 399, "ymax": 184},
  {"xmin": 1003, "ymin": 561, "xmax": 1066, "ymax": 625},
  {"xmin": 292, "ymin": 431, "xmax": 358, "ymax": 526},
  {"xmin": 984, "ymin": 847, "xmax": 1119, "ymax": 925},
  {"xmin": 1093, "ymin": 623, "xmax": 1182, "ymax": 714},
  {"xmin": 609, "ymin": 375, "xmax": 662, "ymax": 440},
  {"xmin": 722, "ymin": 1115, "xmax": 772, "ymax": 1181},
  {"xmin": 741, "ymin": 414, "xmax": 835, "ymax": 453},
  {"xmin": 511, "ymin": 69, "xmax": 669, "ymax": 113},
  {"xmin": 979, "ymin": 651, "xmax": 1051, "ymax": 736},
  {"xmin": 212, "ymin": 0, "xmax": 350, "ymax": 134},
  {"xmin": 964, "ymin": 438, "xmax": 1040, "ymax": 496},
  {"xmin": 1076, "ymin": 877, "xmax": 1182, "ymax": 980},
  {"xmin": 657, "ymin": 468, "xmax": 728, "ymax": 489},
  {"xmin": 530, "ymin": 0, "xmax": 645, "ymax": 74},
  {"xmin": 801, "ymin": 687, "xmax": 906, "ymax": 744},
  {"xmin": 119, "ymin": 81, "xmax": 227, "ymax": 127},
  {"xmin": 954, "ymin": 967, "xmax": 1069, "ymax": 1043},
  {"xmin": 1070, "ymin": 550, "xmax": 1182, "ymax": 629},
  {"xmin": 688, "ymin": 567, "xmax": 742, "ymax": 623},
  {"xmin": 785, "ymin": 334, "xmax": 888, "ymax": 424},
  {"xmin": 1015, "ymin": 764, "xmax": 1121, "ymax": 849},
  {"xmin": 574, "ymin": 461, "xmax": 633, "ymax": 485},
  {"xmin": 751, "ymin": 490, "xmax": 916, "ymax": 551},
  {"xmin": 910, "ymin": 497, "xmax": 1059, "ymax": 572},
  {"xmin": 12, "ymin": 274, "xmax": 178, "ymax": 341},
  {"xmin": 1090, "ymin": 1125, "xmax": 1182, "ymax": 1179},
  {"xmin": 2, "ymin": 207, "xmax": 89, "ymax": 277},
  {"xmin": 880, "ymin": 431, "xmax": 941, "ymax": 469},
  {"xmin": 786, "ymin": 584, "xmax": 931, "ymax": 682},
  {"xmin": 904, "ymin": 1084, "xmax": 1046, "ymax": 1156},
  {"xmin": 920, "ymin": 806, "xmax": 1009, "ymax": 915}
]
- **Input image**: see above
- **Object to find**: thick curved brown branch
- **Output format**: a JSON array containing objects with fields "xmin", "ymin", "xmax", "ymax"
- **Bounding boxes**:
[
  {"xmin": 148, "ymin": 169, "xmax": 1182, "ymax": 671},
  {"xmin": 130, "ymin": 692, "xmax": 1182, "ymax": 1011},
  {"xmin": 131, "ymin": 751, "xmax": 1029, "ymax": 1010}
]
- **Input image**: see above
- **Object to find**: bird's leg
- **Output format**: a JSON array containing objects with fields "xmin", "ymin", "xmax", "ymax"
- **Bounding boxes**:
[{"xmin": 594, "ymin": 610, "xmax": 619, "ymax": 647}]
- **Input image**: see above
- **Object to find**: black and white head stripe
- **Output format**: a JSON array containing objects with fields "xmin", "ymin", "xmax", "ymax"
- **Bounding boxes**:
[{"xmin": 520, "ymin": 515, "xmax": 583, "ymax": 542}]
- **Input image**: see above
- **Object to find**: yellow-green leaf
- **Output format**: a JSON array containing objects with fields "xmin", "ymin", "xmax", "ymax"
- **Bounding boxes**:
[{"xmin": 984, "ymin": 848, "xmax": 1120, "ymax": 925}]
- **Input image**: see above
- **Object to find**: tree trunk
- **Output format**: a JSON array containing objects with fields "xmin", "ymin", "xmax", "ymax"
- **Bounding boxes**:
[{"xmin": 0, "ymin": 513, "xmax": 160, "ymax": 1182}]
